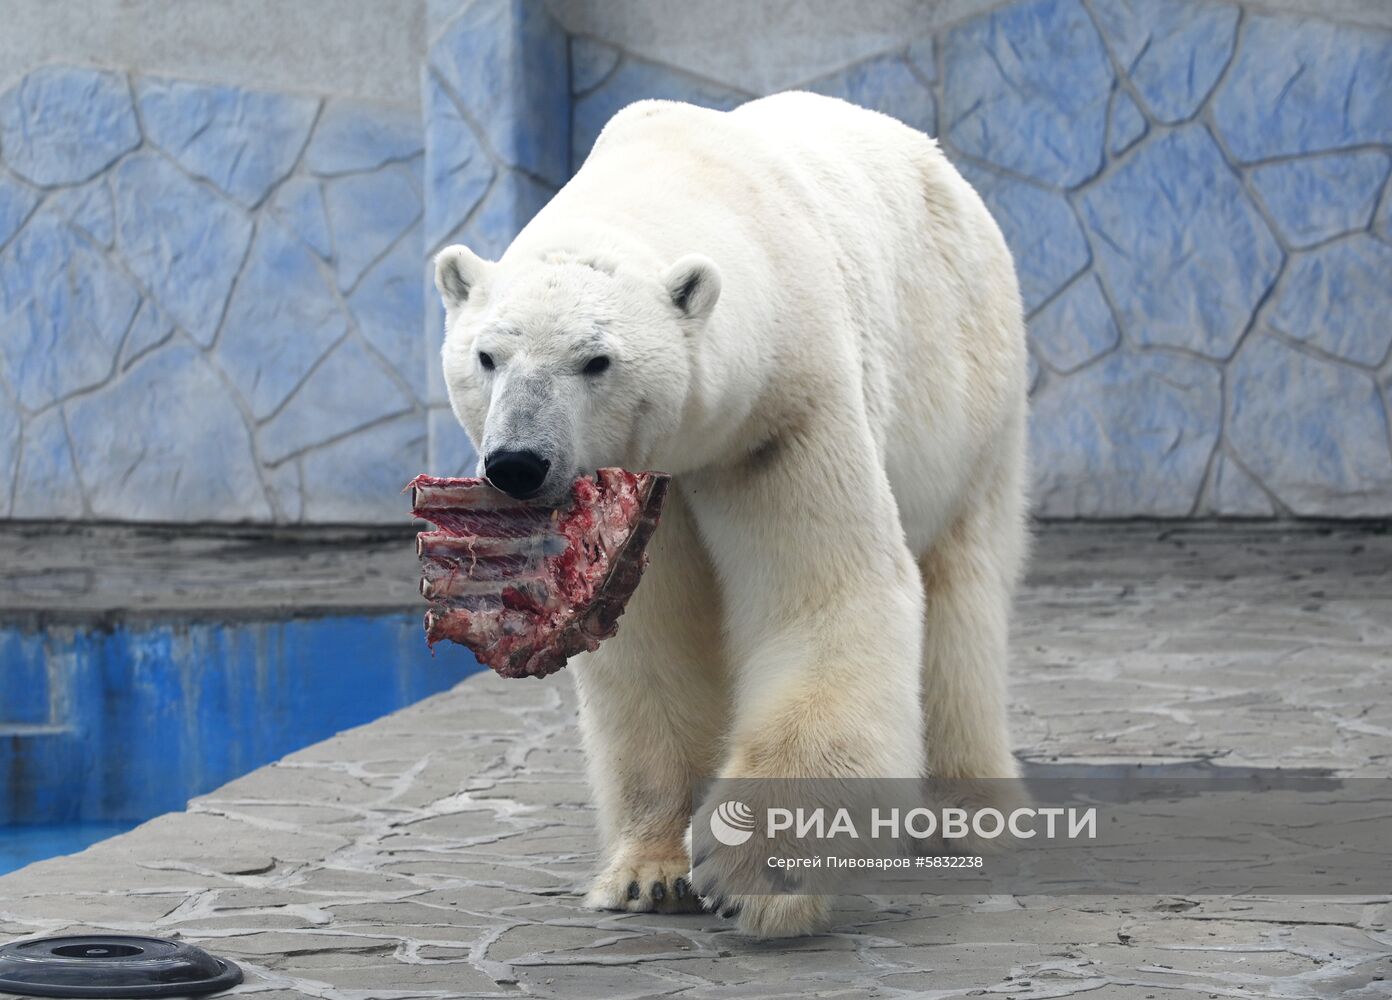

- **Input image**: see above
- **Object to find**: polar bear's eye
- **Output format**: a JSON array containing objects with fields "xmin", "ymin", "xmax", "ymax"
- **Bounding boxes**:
[
  {"xmin": 478, "ymin": 352, "xmax": 495, "ymax": 372},
  {"xmin": 581, "ymin": 355, "xmax": 611, "ymax": 376}
]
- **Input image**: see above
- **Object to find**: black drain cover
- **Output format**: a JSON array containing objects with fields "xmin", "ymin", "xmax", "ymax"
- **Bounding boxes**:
[{"xmin": 0, "ymin": 935, "xmax": 242, "ymax": 998}]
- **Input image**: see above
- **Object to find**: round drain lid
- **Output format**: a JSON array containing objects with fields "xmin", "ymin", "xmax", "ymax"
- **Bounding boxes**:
[{"xmin": 0, "ymin": 935, "xmax": 242, "ymax": 998}]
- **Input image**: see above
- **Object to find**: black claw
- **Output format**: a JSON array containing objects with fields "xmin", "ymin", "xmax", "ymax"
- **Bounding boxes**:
[
  {"xmin": 721, "ymin": 905, "xmax": 740, "ymax": 919},
  {"xmin": 627, "ymin": 880, "xmax": 641, "ymax": 900},
  {"xmin": 651, "ymin": 880, "xmax": 665, "ymax": 901},
  {"xmin": 673, "ymin": 877, "xmax": 689, "ymax": 900}
]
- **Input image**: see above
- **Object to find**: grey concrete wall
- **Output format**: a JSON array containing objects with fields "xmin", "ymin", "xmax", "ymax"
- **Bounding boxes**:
[
  {"xmin": 548, "ymin": 0, "xmax": 1392, "ymax": 94},
  {"xmin": 1245, "ymin": 0, "xmax": 1392, "ymax": 30},
  {"xmin": 0, "ymin": 0, "xmax": 425, "ymax": 106},
  {"xmin": 545, "ymin": 0, "xmax": 1017, "ymax": 93}
]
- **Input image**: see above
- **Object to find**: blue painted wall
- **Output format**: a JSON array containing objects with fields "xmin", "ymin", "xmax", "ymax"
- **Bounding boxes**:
[
  {"xmin": 0, "ymin": 614, "xmax": 480, "ymax": 826},
  {"xmin": 2, "ymin": 0, "xmax": 1390, "ymax": 520},
  {"xmin": 0, "ymin": 75, "xmax": 429, "ymax": 523},
  {"xmin": 547, "ymin": 0, "xmax": 1392, "ymax": 517}
]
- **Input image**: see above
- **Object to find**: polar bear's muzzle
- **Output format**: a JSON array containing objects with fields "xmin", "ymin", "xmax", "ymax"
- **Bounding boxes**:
[{"xmin": 479, "ymin": 367, "xmax": 576, "ymax": 506}]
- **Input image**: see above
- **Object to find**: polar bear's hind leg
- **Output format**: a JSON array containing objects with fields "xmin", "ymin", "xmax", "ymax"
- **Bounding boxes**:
[{"xmin": 918, "ymin": 440, "xmax": 1027, "ymax": 783}]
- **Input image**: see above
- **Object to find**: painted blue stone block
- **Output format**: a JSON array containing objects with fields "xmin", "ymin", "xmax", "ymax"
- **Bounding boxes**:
[
  {"xmin": 907, "ymin": 38, "xmax": 936, "ymax": 82},
  {"xmin": 428, "ymin": 405, "xmax": 479, "ymax": 478},
  {"xmin": 424, "ymin": 74, "xmax": 495, "ymax": 252},
  {"xmin": 957, "ymin": 161, "xmax": 1090, "ymax": 313},
  {"xmin": 452, "ymin": 168, "xmax": 555, "ymax": 263},
  {"xmin": 66, "ymin": 345, "xmax": 271, "ymax": 521},
  {"xmin": 0, "ymin": 210, "xmax": 139, "ymax": 409},
  {"xmin": 1029, "ymin": 274, "xmax": 1120, "ymax": 373},
  {"xmin": 572, "ymin": 37, "xmax": 621, "ymax": 95},
  {"xmin": 1267, "ymin": 236, "xmax": 1392, "ymax": 367},
  {"xmin": 269, "ymin": 176, "xmax": 333, "ymax": 259},
  {"xmin": 1108, "ymin": 89, "xmax": 1147, "ymax": 157},
  {"xmin": 1080, "ymin": 126, "xmax": 1282, "ymax": 357},
  {"xmin": 425, "ymin": 290, "xmax": 448, "ymax": 407},
  {"xmin": 572, "ymin": 57, "xmax": 746, "ymax": 171},
  {"xmin": 112, "ymin": 152, "xmax": 253, "ymax": 348},
  {"xmin": 808, "ymin": 55, "xmax": 936, "ymax": 137},
  {"xmin": 259, "ymin": 338, "xmax": 414, "ymax": 464},
  {"xmin": 1212, "ymin": 14, "xmax": 1392, "ymax": 162},
  {"xmin": 0, "ymin": 67, "xmax": 140, "ymax": 186},
  {"xmin": 432, "ymin": 0, "xmax": 569, "ymax": 188},
  {"xmin": 119, "ymin": 298, "xmax": 174, "ymax": 371},
  {"xmin": 216, "ymin": 217, "xmax": 348, "ymax": 419},
  {"xmin": 48, "ymin": 177, "xmax": 114, "ymax": 248},
  {"xmin": 1030, "ymin": 350, "xmax": 1221, "ymax": 516},
  {"xmin": 137, "ymin": 78, "xmax": 318, "ymax": 207},
  {"xmin": 0, "ymin": 379, "xmax": 18, "ymax": 517},
  {"xmin": 11, "ymin": 407, "xmax": 83, "ymax": 518},
  {"xmin": 266, "ymin": 459, "xmax": 303, "ymax": 521},
  {"xmin": 1249, "ymin": 152, "xmax": 1390, "ymax": 249},
  {"xmin": 943, "ymin": 0, "xmax": 1112, "ymax": 187},
  {"xmin": 427, "ymin": 0, "xmax": 463, "ymax": 33},
  {"xmin": 300, "ymin": 414, "xmax": 428, "ymax": 521},
  {"xmin": 1090, "ymin": 0, "xmax": 1238, "ymax": 124},
  {"xmin": 304, "ymin": 100, "xmax": 423, "ymax": 175},
  {"xmin": 1228, "ymin": 335, "xmax": 1392, "ymax": 516},
  {"xmin": 0, "ymin": 174, "xmax": 39, "ymax": 247},
  {"xmin": 349, "ymin": 230, "xmax": 427, "ymax": 398},
  {"xmin": 324, "ymin": 164, "xmax": 421, "ymax": 291},
  {"xmin": 1209, "ymin": 454, "xmax": 1275, "ymax": 517}
]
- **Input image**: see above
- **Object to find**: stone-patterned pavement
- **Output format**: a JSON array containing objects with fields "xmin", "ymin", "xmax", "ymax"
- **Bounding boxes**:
[{"xmin": 1, "ymin": 523, "xmax": 1389, "ymax": 998}]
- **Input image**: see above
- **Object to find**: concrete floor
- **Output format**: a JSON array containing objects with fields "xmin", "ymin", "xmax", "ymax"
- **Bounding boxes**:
[{"xmin": 1, "ymin": 524, "xmax": 1389, "ymax": 998}]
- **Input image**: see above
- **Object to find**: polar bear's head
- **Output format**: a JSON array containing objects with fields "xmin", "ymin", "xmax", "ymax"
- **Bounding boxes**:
[{"xmin": 435, "ymin": 244, "xmax": 721, "ymax": 506}]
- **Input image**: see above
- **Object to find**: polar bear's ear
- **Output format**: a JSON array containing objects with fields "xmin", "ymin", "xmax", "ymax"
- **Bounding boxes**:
[
  {"xmin": 435, "ymin": 245, "xmax": 490, "ymax": 309},
  {"xmin": 662, "ymin": 254, "xmax": 721, "ymax": 320}
]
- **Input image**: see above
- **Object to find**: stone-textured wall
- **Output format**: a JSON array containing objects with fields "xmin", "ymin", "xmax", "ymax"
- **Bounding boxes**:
[
  {"xmin": 3, "ymin": 0, "xmax": 1390, "ymax": 521},
  {"xmin": 0, "ymin": 70, "xmax": 428, "ymax": 521},
  {"xmin": 422, "ymin": 0, "xmax": 569, "ymax": 478},
  {"xmin": 560, "ymin": 0, "xmax": 1392, "ymax": 518}
]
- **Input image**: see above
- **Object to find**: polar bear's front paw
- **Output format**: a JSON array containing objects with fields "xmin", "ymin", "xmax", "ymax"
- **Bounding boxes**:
[
  {"xmin": 690, "ymin": 847, "xmax": 832, "ymax": 938},
  {"xmin": 584, "ymin": 851, "xmax": 703, "ymax": 914},
  {"xmin": 718, "ymin": 893, "xmax": 831, "ymax": 939}
]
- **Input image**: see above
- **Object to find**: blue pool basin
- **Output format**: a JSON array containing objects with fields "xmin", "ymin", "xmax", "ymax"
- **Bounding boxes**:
[{"xmin": 1, "ymin": 612, "xmax": 481, "ymax": 874}]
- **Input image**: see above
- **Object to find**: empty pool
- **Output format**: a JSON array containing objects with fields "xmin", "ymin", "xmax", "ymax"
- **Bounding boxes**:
[{"xmin": 0, "ymin": 525, "xmax": 481, "ymax": 875}]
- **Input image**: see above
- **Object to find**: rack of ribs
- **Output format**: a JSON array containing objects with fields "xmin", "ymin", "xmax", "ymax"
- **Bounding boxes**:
[{"xmin": 409, "ymin": 469, "xmax": 671, "ymax": 678}]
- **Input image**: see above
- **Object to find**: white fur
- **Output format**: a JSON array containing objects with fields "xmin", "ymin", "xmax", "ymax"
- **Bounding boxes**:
[{"xmin": 435, "ymin": 92, "xmax": 1028, "ymax": 937}]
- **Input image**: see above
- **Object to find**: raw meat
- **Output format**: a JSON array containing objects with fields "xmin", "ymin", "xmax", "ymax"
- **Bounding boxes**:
[{"xmin": 409, "ymin": 468, "xmax": 670, "ymax": 678}]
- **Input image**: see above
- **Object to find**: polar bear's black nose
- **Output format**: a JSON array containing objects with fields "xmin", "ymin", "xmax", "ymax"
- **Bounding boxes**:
[{"xmin": 485, "ymin": 450, "xmax": 551, "ymax": 500}]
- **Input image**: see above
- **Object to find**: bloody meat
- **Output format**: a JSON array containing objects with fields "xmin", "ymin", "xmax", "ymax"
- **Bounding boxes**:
[{"xmin": 409, "ymin": 469, "xmax": 670, "ymax": 678}]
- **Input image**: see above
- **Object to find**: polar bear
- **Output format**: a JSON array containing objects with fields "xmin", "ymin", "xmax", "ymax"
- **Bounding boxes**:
[{"xmin": 434, "ymin": 92, "xmax": 1027, "ymax": 938}]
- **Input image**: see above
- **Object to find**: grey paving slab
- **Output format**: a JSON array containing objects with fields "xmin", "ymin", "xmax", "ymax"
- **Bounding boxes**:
[
  {"xmin": 1, "ymin": 524, "xmax": 1390, "ymax": 998},
  {"xmin": 0, "ymin": 523, "xmax": 421, "ymax": 622}
]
